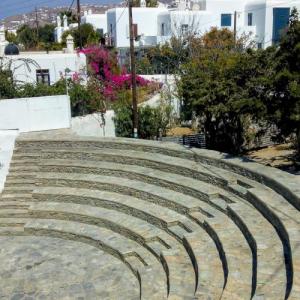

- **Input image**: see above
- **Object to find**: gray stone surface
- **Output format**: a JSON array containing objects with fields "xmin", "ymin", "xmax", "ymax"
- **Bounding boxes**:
[
  {"xmin": 0, "ymin": 133, "xmax": 299, "ymax": 299},
  {"xmin": 0, "ymin": 236, "xmax": 139, "ymax": 299}
]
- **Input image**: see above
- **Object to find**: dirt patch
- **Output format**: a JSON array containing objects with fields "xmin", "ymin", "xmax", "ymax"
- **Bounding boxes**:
[
  {"xmin": 245, "ymin": 144, "xmax": 299, "ymax": 175},
  {"xmin": 167, "ymin": 127, "xmax": 197, "ymax": 136}
]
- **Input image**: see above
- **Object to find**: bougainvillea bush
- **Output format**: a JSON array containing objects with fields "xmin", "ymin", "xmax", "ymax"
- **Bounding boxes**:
[{"xmin": 80, "ymin": 46, "xmax": 160, "ymax": 102}]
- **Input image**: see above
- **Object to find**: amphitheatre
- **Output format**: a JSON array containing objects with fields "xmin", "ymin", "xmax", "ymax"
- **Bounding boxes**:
[{"xmin": 0, "ymin": 131, "xmax": 299, "ymax": 300}]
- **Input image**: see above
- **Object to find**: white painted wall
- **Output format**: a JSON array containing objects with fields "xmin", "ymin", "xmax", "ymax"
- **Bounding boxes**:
[
  {"xmin": 0, "ymin": 95, "xmax": 71, "ymax": 133},
  {"xmin": 108, "ymin": 0, "xmax": 300, "ymax": 49},
  {"xmin": 6, "ymin": 52, "xmax": 87, "ymax": 85},
  {"xmin": 71, "ymin": 111, "xmax": 116, "ymax": 137},
  {"xmin": 107, "ymin": 7, "xmax": 168, "ymax": 48},
  {"xmin": 0, "ymin": 130, "xmax": 18, "ymax": 192},
  {"xmin": 264, "ymin": 0, "xmax": 300, "ymax": 48},
  {"xmin": 82, "ymin": 13, "xmax": 107, "ymax": 34}
]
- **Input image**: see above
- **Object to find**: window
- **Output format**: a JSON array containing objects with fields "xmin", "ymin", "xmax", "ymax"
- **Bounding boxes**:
[
  {"xmin": 248, "ymin": 13, "xmax": 253, "ymax": 26},
  {"xmin": 257, "ymin": 42, "xmax": 262, "ymax": 49},
  {"xmin": 36, "ymin": 69, "xmax": 50, "ymax": 85},
  {"xmin": 221, "ymin": 14, "xmax": 232, "ymax": 27},
  {"xmin": 161, "ymin": 23, "xmax": 165, "ymax": 36},
  {"xmin": 181, "ymin": 24, "xmax": 188, "ymax": 35},
  {"xmin": 272, "ymin": 7, "xmax": 290, "ymax": 44}
]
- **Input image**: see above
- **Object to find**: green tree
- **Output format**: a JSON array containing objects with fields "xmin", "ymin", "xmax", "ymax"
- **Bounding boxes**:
[
  {"xmin": 5, "ymin": 30, "xmax": 17, "ymax": 44},
  {"xmin": 178, "ymin": 28, "xmax": 271, "ymax": 154},
  {"xmin": 0, "ymin": 68, "xmax": 16, "ymax": 99},
  {"xmin": 267, "ymin": 8, "xmax": 300, "ymax": 155},
  {"xmin": 62, "ymin": 23, "xmax": 100, "ymax": 48},
  {"xmin": 113, "ymin": 97, "xmax": 172, "ymax": 139},
  {"xmin": 38, "ymin": 24, "xmax": 55, "ymax": 44},
  {"xmin": 16, "ymin": 25, "xmax": 37, "ymax": 49}
]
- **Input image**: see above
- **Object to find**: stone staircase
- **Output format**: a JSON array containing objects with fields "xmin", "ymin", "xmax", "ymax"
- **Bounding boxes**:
[{"xmin": 0, "ymin": 133, "xmax": 299, "ymax": 299}]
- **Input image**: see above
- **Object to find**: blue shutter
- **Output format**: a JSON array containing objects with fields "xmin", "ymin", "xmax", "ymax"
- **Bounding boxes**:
[
  {"xmin": 273, "ymin": 8, "xmax": 290, "ymax": 44},
  {"xmin": 221, "ymin": 14, "xmax": 232, "ymax": 27},
  {"xmin": 248, "ymin": 13, "xmax": 253, "ymax": 26}
]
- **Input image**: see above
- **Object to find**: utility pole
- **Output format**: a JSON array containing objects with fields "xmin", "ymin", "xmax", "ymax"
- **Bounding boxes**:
[
  {"xmin": 35, "ymin": 7, "xmax": 39, "ymax": 44},
  {"xmin": 77, "ymin": 0, "xmax": 82, "ymax": 49},
  {"xmin": 233, "ymin": 11, "xmax": 237, "ymax": 47},
  {"xmin": 128, "ymin": 0, "xmax": 138, "ymax": 138}
]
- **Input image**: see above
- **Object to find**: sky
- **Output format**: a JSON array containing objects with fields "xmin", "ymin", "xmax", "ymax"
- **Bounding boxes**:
[{"xmin": 0, "ymin": 0, "xmax": 120, "ymax": 20}]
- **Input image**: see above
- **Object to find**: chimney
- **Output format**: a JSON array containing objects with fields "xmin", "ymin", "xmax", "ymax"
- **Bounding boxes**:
[
  {"xmin": 63, "ymin": 14, "xmax": 68, "ymax": 29},
  {"xmin": 66, "ymin": 34, "xmax": 74, "ymax": 53}
]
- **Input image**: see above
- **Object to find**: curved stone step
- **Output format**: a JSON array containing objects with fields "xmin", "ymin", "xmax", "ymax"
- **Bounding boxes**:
[
  {"xmin": 11, "ymin": 171, "xmax": 214, "ymax": 215},
  {"xmin": 14, "ymin": 137, "xmax": 193, "ymax": 160},
  {"xmin": 0, "ymin": 217, "xmax": 28, "ymax": 227},
  {"xmin": 5, "ymin": 168, "xmax": 292, "ymax": 298},
  {"xmin": 0, "ymin": 201, "xmax": 30, "ymax": 209},
  {"xmin": 2, "ymin": 186, "xmax": 35, "ymax": 194},
  {"xmin": 0, "ymin": 226, "xmax": 25, "ymax": 235},
  {"xmin": 6, "ymin": 136, "xmax": 300, "ymax": 299},
  {"xmin": 5, "ymin": 173, "xmax": 256, "ymax": 296},
  {"xmin": 28, "ymin": 159, "xmax": 288, "ymax": 299},
  {"xmin": 226, "ymin": 201, "xmax": 286, "ymax": 299},
  {"xmin": 246, "ymin": 187, "xmax": 300, "ymax": 300},
  {"xmin": 184, "ymin": 231, "xmax": 225, "ymax": 299},
  {"xmin": 10, "ymin": 147, "xmax": 234, "ymax": 187},
  {"xmin": 28, "ymin": 200, "xmax": 199, "ymax": 292},
  {"xmin": 30, "ymin": 186, "xmax": 226, "ymax": 298},
  {"xmin": 190, "ymin": 209, "xmax": 253, "ymax": 299},
  {"xmin": 24, "ymin": 218, "xmax": 168, "ymax": 299}
]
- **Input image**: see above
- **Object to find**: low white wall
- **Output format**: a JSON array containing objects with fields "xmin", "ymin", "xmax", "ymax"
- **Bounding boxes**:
[
  {"xmin": 0, "ymin": 95, "xmax": 71, "ymax": 132},
  {"xmin": 71, "ymin": 111, "xmax": 116, "ymax": 137},
  {"xmin": 0, "ymin": 130, "xmax": 19, "ymax": 192}
]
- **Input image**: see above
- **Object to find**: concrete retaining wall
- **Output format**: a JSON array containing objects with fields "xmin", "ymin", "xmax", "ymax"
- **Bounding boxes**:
[
  {"xmin": 71, "ymin": 111, "xmax": 116, "ymax": 138},
  {"xmin": 0, "ymin": 95, "xmax": 71, "ymax": 132}
]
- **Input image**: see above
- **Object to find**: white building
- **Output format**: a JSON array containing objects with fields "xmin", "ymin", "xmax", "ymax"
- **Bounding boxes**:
[
  {"xmin": 104, "ymin": 0, "xmax": 300, "ymax": 50},
  {"xmin": 107, "ymin": 7, "xmax": 167, "ymax": 49},
  {"xmin": 81, "ymin": 9, "xmax": 107, "ymax": 36},
  {"xmin": 54, "ymin": 14, "xmax": 78, "ymax": 43},
  {"xmin": 1, "ymin": 33, "xmax": 87, "ymax": 86},
  {"xmin": 0, "ymin": 26, "xmax": 8, "ymax": 56}
]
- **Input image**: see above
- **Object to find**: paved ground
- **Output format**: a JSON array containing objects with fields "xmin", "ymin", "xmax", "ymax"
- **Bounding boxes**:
[{"xmin": 0, "ymin": 236, "xmax": 139, "ymax": 300}]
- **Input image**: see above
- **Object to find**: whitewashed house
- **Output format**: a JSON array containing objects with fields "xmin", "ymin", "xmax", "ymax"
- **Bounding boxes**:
[
  {"xmin": 81, "ymin": 9, "xmax": 107, "ymax": 36},
  {"xmin": 54, "ymin": 14, "xmax": 78, "ymax": 43},
  {"xmin": 1, "ymin": 31, "xmax": 87, "ymax": 86},
  {"xmin": 104, "ymin": 0, "xmax": 300, "ymax": 51}
]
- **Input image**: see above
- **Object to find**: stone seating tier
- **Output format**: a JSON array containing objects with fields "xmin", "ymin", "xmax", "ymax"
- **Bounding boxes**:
[{"xmin": 0, "ymin": 134, "xmax": 299, "ymax": 299}]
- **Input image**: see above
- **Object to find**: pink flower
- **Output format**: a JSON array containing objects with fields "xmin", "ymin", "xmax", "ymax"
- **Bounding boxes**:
[{"xmin": 79, "ymin": 46, "xmax": 157, "ymax": 101}]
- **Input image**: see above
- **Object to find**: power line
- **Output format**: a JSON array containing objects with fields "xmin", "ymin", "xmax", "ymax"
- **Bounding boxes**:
[
  {"xmin": 110, "ymin": 1, "xmax": 129, "ymax": 34},
  {"xmin": 68, "ymin": 0, "xmax": 76, "ymax": 12}
]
